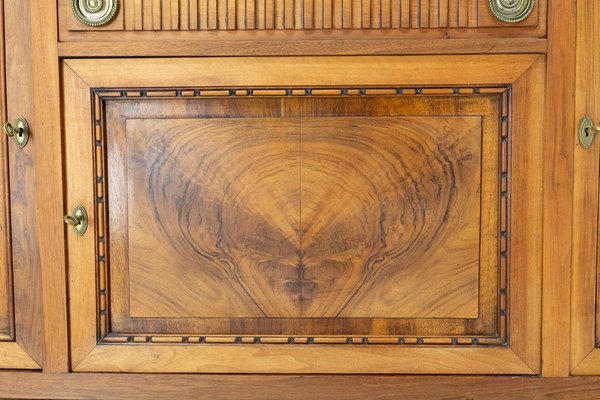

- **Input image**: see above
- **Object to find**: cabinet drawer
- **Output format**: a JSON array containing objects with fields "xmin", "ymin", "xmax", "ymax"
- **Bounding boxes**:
[
  {"xmin": 63, "ymin": 55, "xmax": 543, "ymax": 373},
  {"xmin": 59, "ymin": 0, "xmax": 546, "ymax": 39}
]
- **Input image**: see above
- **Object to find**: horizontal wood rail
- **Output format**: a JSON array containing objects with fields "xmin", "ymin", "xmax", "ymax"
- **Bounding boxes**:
[{"xmin": 1, "ymin": 374, "xmax": 600, "ymax": 399}]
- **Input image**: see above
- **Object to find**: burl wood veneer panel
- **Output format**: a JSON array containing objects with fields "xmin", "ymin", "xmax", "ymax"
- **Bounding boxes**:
[
  {"xmin": 126, "ymin": 116, "xmax": 481, "ymax": 320},
  {"xmin": 92, "ymin": 89, "xmax": 507, "ymax": 345}
]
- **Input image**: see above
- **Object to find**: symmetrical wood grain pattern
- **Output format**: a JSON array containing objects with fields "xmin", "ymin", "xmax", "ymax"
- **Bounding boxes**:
[
  {"xmin": 125, "ymin": 116, "xmax": 482, "ymax": 320},
  {"xmin": 63, "ymin": 56, "xmax": 542, "ymax": 373},
  {"xmin": 571, "ymin": 0, "xmax": 600, "ymax": 376}
]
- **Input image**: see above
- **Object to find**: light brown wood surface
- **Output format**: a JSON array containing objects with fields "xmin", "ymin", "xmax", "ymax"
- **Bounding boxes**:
[
  {"xmin": 56, "ymin": 37, "xmax": 548, "ymax": 57},
  {"xmin": 0, "ymin": 0, "xmax": 12, "ymax": 342},
  {"xmin": 571, "ymin": 0, "xmax": 600, "ymax": 376},
  {"xmin": 63, "ymin": 55, "xmax": 543, "ymax": 374},
  {"xmin": 2, "ymin": 373, "xmax": 600, "ymax": 400},
  {"xmin": 30, "ymin": 0, "xmax": 69, "ymax": 373},
  {"xmin": 541, "ymin": 0, "xmax": 577, "ymax": 377},
  {"xmin": 64, "ymin": 55, "xmax": 540, "ymax": 88}
]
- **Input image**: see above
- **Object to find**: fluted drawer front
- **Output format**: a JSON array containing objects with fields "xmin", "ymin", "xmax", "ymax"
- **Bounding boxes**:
[{"xmin": 62, "ymin": 0, "xmax": 544, "ymax": 32}]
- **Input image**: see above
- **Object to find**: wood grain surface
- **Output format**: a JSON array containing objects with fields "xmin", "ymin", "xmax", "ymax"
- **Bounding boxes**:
[
  {"xmin": 3, "ymin": 373, "xmax": 600, "ymax": 400},
  {"xmin": 541, "ymin": 0, "xmax": 577, "ymax": 376},
  {"xmin": 125, "ymin": 116, "xmax": 482, "ymax": 320},
  {"xmin": 0, "ymin": 0, "xmax": 45, "ymax": 370},
  {"xmin": 571, "ymin": 0, "xmax": 600, "ymax": 376},
  {"xmin": 56, "ymin": 37, "xmax": 548, "ymax": 58},
  {"xmin": 0, "ymin": 0, "xmax": 12, "ymax": 341}
]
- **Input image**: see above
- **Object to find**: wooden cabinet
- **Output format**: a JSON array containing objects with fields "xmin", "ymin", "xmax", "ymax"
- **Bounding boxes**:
[
  {"xmin": 4, "ymin": 0, "xmax": 600, "ymax": 396},
  {"xmin": 63, "ymin": 55, "xmax": 544, "ymax": 373}
]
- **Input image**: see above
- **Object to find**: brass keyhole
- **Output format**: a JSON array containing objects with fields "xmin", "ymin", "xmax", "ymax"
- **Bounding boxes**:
[
  {"xmin": 579, "ymin": 116, "xmax": 600, "ymax": 149},
  {"xmin": 64, "ymin": 205, "xmax": 88, "ymax": 236},
  {"xmin": 2, "ymin": 117, "xmax": 29, "ymax": 148}
]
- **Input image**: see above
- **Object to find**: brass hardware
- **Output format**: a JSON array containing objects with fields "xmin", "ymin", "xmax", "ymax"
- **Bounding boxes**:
[
  {"xmin": 488, "ymin": 0, "xmax": 535, "ymax": 23},
  {"xmin": 64, "ymin": 205, "xmax": 88, "ymax": 236},
  {"xmin": 579, "ymin": 116, "xmax": 600, "ymax": 149},
  {"xmin": 3, "ymin": 117, "xmax": 29, "ymax": 148},
  {"xmin": 72, "ymin": 0, "xmax": 118, "ymax": 26}
]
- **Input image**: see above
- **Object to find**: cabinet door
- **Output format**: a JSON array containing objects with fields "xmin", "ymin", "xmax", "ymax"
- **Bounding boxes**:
[
  {"xmin": 571, "ymin": 1, "xmax": 600, "ymax": 375},
  {"xmin": 0, "ymin": 0, "xmax": 44, "ymax": 370},
  {"xmin": 64, "ymin": 55, "xmax": 544, "ymax": 374}
]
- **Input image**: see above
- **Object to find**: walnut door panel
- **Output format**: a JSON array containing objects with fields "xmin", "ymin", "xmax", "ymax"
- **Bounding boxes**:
[
  {"xmin": 63, "ymin": 55, "xmax": 544, "ymax": 373},
  {"xmin": 113, "ymin": 110, "xmax": 489, "ymax": 334}
]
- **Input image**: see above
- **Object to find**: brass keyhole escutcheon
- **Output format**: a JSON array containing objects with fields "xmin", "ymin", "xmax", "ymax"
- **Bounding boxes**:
[
  {"xmin": 3, "ymin": 117, "xmax": 29, "ymax": 148},
  {"xmin": 64, "ymin": 205, "xmax": 89, "ymax": 236},
  {"xmin": 579, "ymin": 116, "xmax": 600, "ymax": 149}
]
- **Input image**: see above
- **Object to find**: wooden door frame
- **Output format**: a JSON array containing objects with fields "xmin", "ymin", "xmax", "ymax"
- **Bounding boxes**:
[
  {"xmin": 570, "ymin": 0, "xmax": 600, "ymax": 375},
  {"xmin": 29, "ymin": 0, "xmax": 69, "ymax": 372}
]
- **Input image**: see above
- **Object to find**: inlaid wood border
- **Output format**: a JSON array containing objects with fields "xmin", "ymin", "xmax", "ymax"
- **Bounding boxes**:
[
  {"xmin": 90, "ymin": 85, "xmax": 510, "ymax": 347},
  {"xmin": 63, "ymin": 56, "xmax": 543, "ymax": 373}
]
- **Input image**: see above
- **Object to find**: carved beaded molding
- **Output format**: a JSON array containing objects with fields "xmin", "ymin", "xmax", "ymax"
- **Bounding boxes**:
[
  {"xmin": 488, "ymin": 0, "xmax": 535, "ymax": 23},
  {"xmin": 91, "ymin": 86, "xmax": 511, "ymax": 347}
]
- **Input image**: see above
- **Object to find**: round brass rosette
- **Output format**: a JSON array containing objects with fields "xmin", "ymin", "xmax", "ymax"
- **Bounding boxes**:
[
  {"xmin": 488, "ymin": 0, "xmax": 535, "ymax": 23},
  {"xmin": 72, "ymin": 0, "xmax": 118, "ymax": 27}
]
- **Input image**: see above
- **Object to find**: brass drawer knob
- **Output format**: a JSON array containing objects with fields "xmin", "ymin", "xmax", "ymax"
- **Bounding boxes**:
[
  {"xmin": 3, "ymin": 117, "xmax": 29, "ymax": 148},
  {"xmin": 64, "ymin": 205, "xmax": 89, "ymax": 236},
  {"xmin": 72, "ymin": 0, "xmax": 118, "ymax": 27},
  {"xmin": 489, "ymin": 0, "xmax": 535, "ymax": 23},
  {"xmin": 579, "ymin": 116, "xmax": 600, "ymax": 149}
]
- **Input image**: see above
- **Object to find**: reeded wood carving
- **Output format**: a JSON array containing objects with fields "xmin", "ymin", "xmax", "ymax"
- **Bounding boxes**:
[
  {"xmin": 93, "ymin": 87, "xmax": 510, "ymax": 346},
  {"xmin": 119, "ymin": 0, "xmax": 482, "ymax": 30}
]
